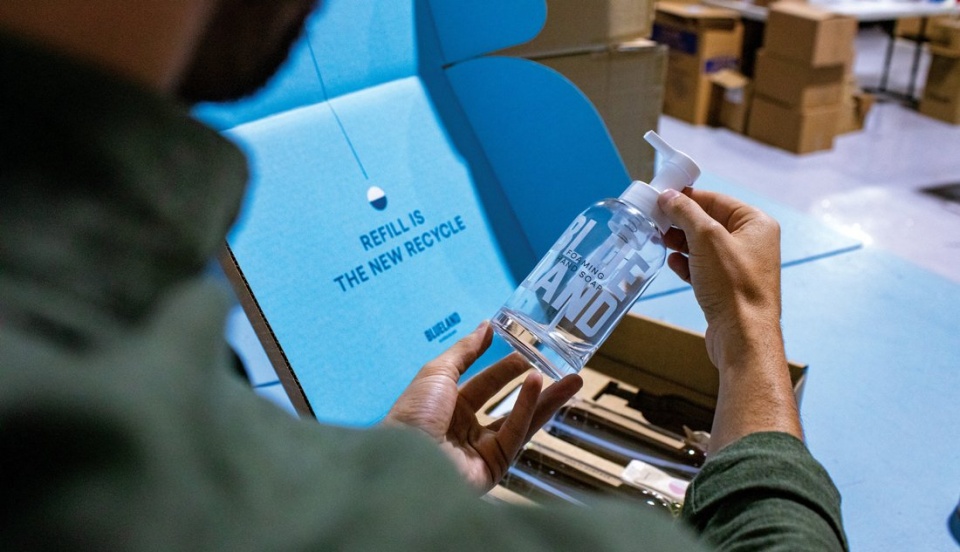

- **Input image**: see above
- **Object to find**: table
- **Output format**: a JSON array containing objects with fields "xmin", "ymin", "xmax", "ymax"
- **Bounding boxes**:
[
  {"xmin": 634, "ymin": 242, "xmax": 960, "ymax": 552},
  {"xmin": 703, "ymin": 0, "xmax": 960, "ymax": 102}
]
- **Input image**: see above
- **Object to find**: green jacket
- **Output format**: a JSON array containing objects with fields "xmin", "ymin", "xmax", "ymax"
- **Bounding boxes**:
[{"xmin": 0, "ymin": 33, "xmax": 846, "ymax": 551}]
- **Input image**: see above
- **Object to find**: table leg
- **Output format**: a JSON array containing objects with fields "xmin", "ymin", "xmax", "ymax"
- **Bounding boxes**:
[
  {"xmin": 906, "ymin": 17, "xmax": 928, "ymax": 101},
  {"xmin": 879, "ymin": 20, "xmax": 897, "ymax": 93}
]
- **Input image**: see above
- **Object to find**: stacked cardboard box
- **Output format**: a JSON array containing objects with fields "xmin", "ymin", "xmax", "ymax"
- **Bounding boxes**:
[
  {"xmin": 707, "ymin": 69, "xmax": 751, "ymax": 133},
  {"xmin": 896, "ymin": 15, "xmax": 955, "ymax": 41},
  {"xmin": 920, "ymin": 19, "xmax": 960, "ymax": 124},
  {"xmin": 500, "ymin": 0, "xmax": 665, "ymax": 181},
  {"xmin": 836, "ymin": 74, "xmax": 876, "ymax": 135},
  {"xmin": 746, "ymin": 3, "xmax": 856, "ymax": 154},
  {"xmin": 653, "ymin": 3, "xmax": 743, "ymax": 125}
]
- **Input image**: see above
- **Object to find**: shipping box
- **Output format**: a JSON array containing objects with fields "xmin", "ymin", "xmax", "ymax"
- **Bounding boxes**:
[
  {"xmin": 896, "ymin": 15, "xmax": 955, "ymax": 41},
  {"xmin": 764, "ymin": 3, "xmax": 856, "ymax": 68},
  {"xmin": 747, "ymin": 95, "xmax": 839, "ymax": 154},
  {"xmin": 537, "ymin": 40, "xmax": 667, "ymax": 181},
  {"xmin": 194, "ymin": 1, "xmax": 656, "ymax": 424},
  {"xmin": 479, "ymin": 313, "xmax": 807, "ymax": 506},
  {"xmin": 653, "ymin": 2, "xmax": 743, "ymax": 125},
  {"xmin": 753, "ymin": 49, "xmax": 844, "ymax": 108},
  {"xmin": 836, "ymin": 91, "xmax": 875, "ymax": 135},
  {"xmin": 708, "ymin": 69, "xmax": 751, "ymax": 133},
  {"xmin": 501, "ymin": 0, "xmax": 655, "ymax": 58},
  {"xmin": 930, "ymin": 18, "xmax": 960, "ymax": 54},
  {"xmin": 836, "ymin": 74, "xmax": 874, "ymax": 135},
  {"xmin": 752, "ymin": 0, "xmax": 804, "ymax": 8},
  {"xmin": 919, "ymin": 45, "xmax": 960, "ymax": 125}
]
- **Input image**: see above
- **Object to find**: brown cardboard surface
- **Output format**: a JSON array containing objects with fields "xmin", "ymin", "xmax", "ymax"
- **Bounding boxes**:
[
  {"xmin": 919, "ymin": 95, "xmax": 960, "ymax": 125},
  {"xmin": 480, "ymin": 313, "xmax": 806, "ymax": 423},
  {"xmin": 752, "ymin": 0, "xmax": 804, "ymax": 7},
  {"xmin": 654, "ymin": 3, "xmax": 743, "ymax": 124},
  {"xmin": 754, "ymin": 50, "xmax": 844, "ymax": 108},
  {"xmin": 479, "ymin": 313, "xmax": 807, "ymax": 505},
  {"xmin": 931, "ymin": 18, "xmax": 960, "ymax": 54},
  {"xmin": 501, "ymin": 0, "xmax": 655, "ymax": 57},
  {"xmin": 764, "ymin": 2, "xmax": 856, "ymax": 67},
  {"xmin": 708, "ymin": 69, "xmax": 751, "ymax": 133},
  {"xmin": 538, "ymin": 41, "xmax": 667, "ymax": 181},
  {"xmin": 896, "ymin": 15, "xmax": 956, "ymax": 41},
  {"xmin": 836, "ymin": 91, "xmax": 875, "ymax": 135},
  {"xmin": 747, "ymin": 95, "xmax": 839, "ymax": 154},
  {"xmin": 920, "ymin": 49, "xmax": 960, "ymax": 124}
]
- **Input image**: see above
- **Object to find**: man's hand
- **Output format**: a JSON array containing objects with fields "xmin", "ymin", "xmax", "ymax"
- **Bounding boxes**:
[
  {"xmin": 658, "ymin": 188, "xmax": 782, "ymax": 372},
  {"xmin": 384, "ymin": 322, "xmax": 582, "ymax": 493},
  {"xmin": 658, "ymin": 188, "xmax": 802, "ymax": 452}
]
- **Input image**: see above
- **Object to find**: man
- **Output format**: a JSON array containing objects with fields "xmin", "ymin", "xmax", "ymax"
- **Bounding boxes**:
[{"xmin": 0, "ymin": 1, "xmax": 846, "ymax": 550}]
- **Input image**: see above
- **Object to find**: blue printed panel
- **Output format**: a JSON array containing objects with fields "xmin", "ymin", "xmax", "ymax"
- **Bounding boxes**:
[{"xmin": 227, "ymin": 80, "xmax": 516, "ymax": 425}]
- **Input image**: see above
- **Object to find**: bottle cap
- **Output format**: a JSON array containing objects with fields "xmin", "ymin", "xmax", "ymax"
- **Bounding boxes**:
[{"xmin": 619, "ymin": 131, "xmax": 702, "ymax": 233}]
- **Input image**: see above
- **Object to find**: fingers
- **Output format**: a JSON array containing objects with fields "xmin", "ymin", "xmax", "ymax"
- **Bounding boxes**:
[
  {"xmin": 662, "ymin": 227, "xmax": 688, "ymax": 254},
  {"xmin": 667, "ymin": 252, "xmax": 691, "ymax": 283},
  {"xmin": 658, "ymin": 188, "xmax": 716, "ymax": 235},
  {"xmin": 487, "ymin": 374, "xmax": 583, "ymax": 440},
  {"xmin": 492, "ymin": 372, "xmax": 544, "ymax": 462},
  {"xmin": 661, "ymin": 188, "xmax": 765, "ymax": 236},
  {"xmin": 419, "ymin": 321, "xmax": 493, "ymax": 382},
  {"xmin": 459, "ymin": 353, "xmax": 531, "ymax": 412},
  {"xmin": 522, "ymin": 374, "xmax": 583, "ymax": 441}
]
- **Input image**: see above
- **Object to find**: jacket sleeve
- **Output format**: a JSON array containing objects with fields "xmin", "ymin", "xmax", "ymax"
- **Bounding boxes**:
[
  {"xmin": 1, "ymin": 280, "xmax": 712, "ymax": 552},
  {"xmin": 681, "ymin": 432, "xmax": 848, "ymax": 552}
]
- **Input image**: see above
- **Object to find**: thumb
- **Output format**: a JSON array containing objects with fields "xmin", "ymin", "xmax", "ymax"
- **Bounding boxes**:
[{"xmin": 658, "ymin": 188, "xmax": 712, "ymax": 234}]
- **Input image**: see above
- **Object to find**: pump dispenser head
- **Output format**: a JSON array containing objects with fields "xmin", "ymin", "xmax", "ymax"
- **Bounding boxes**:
[{"xmin": 619, "ymin": 131, "xmax": 702, "ymax": 233}]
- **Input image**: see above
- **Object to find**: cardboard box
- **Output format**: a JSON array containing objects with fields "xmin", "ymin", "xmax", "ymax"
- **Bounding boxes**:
[
  {"xmin": 501, "ymin": 0, "xmax": 655, "ymax": 57},
  {"xmin": 896, "ymin": 15, "xmax": 955, "ymax": 41},
  {"xmin": 708, "ymin": 69, "xmax": 751, "ymax": 133},
  {"xmin": 537, "ymin": 40, "xmax": 667, "ymax": 181},
  {"xmin": 480, "ymin": 313, "xmax": 807, "ymax": 505},
  {"xmin": 930, "ymin": 18, "xmax": 960, "ymax": 54},
  {"xmin": 653, "ymin": 2, "xmax": 743, "ymax": 125},
  {"xmin": 919, "ymin": 46, "xmax": 960, "ymax": 125},
  {"xmin": 836, "ymin": 74, "xmax": 874, "ymax": 135},
  {"xmin": 202, "ymin": 0, "xmax": 646, "ymax": 424},
  {"xmin": 753, "ymin": 49, "xmax": 845, "ymax": 108},
  {"xmin": 836, "ymin": 91, "xmax": 875, "ymax": 135},
  {"xmin": 751, "ymin": 0, "xmax": 804, "ymax": 8},
  {"xmin": 764, "ymin": 3, "xmax": 856, "ymax": 67},
  {"xmin": 747, "ymin": 95, "xmax": 839, "ymax": 153}
]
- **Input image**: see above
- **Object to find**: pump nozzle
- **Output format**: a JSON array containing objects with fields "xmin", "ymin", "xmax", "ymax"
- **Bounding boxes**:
[
  {"xmin": 618, "ymin": 132, "xmax": 702, "ymax": 234},
  {"xmin": 644, "ymin": 131, "xmax": 701, "ymax": 194}
]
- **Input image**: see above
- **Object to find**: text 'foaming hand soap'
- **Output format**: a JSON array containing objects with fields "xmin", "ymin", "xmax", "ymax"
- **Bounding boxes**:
[{"xmin": 492, "ymin": 131, "xmax": 701, "ymax": 380}]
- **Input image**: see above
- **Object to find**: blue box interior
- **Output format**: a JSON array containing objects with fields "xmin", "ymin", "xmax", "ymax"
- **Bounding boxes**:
[
  {"xmin": 196, "ymin": 0, "xmax": 641, "ymax": 425},
  {"xmin": 197, "ymin": 0, "xmax": 860, "ymax": 425}
]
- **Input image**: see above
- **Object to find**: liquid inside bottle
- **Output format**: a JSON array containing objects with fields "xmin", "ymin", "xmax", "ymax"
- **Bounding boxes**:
[{"xmin": 492, "ymin": 199, "xmax": 665, "ymax": 379}]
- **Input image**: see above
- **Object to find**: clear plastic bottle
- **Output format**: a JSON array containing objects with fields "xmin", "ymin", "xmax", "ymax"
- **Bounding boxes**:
[{"xmin": 492, "ymin": 131, "xmax": 701, "ymax": 380}]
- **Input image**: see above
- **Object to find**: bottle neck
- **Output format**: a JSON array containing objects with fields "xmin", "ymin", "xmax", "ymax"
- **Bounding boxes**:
[{"xmin": 619, "ymin": 181, "xmax": 663, "ymax": 232}]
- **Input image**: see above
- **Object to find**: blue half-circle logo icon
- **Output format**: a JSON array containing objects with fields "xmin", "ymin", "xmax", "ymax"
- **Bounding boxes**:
[{"xmin": 367, "ymin": 186, "xmax": 387, "ymax": 210}]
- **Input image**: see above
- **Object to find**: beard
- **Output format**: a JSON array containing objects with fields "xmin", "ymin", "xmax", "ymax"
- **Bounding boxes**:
[{"xmin": 176, "ymin": 0, "xmax": 320, "ymax": 104}]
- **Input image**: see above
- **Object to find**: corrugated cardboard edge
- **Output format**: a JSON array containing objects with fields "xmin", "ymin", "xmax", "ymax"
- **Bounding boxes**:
[{"xmin": 218, "ymin": 244, "xmax": 316, "ymax": 418}]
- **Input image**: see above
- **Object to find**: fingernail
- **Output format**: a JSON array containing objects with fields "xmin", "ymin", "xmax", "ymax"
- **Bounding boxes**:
[
  {"xmin": 473, "ymin": 320, "xmax": 488, "ymax": 334},
  {"xmin": 660, "ymin": 189, "xmax": 680, "ymax": 201}
]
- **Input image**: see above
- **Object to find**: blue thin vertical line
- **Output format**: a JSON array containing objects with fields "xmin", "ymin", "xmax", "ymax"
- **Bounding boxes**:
[{"xmin": 306, "ymin": 40, "xmax": 369, "ymax": 180}]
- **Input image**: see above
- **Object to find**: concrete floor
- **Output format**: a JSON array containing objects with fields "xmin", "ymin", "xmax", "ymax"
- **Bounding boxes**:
[{"xmin": 658, "ymin": 26, "xmax": 960, "ymax": 284}]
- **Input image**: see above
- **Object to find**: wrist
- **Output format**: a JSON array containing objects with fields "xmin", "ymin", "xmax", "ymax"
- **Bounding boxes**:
[{"xmin": 707, "ymin": 305, "xmax": 785, "ymax": 372}]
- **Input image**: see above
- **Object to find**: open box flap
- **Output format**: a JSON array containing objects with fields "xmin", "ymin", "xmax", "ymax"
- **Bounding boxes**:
[
  {"xmin": 194, "ymin": 0, "xmax": 548, "ymax": 129},
  {"xmin": 214, "ymin": 0, "xmax": 632, "ymax": 425},
  {"xmin": 447, "ymin": 56, "xmax": 631, "ymax": 256}
]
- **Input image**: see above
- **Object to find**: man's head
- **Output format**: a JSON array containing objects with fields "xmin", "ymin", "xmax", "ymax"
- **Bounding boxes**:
[
  {"xmin": 177, "ymin": 0, "xmax": 320, "ymax": 104},
  {"xmin": 0, "ymin": 0, "xmax": 319, "ymax": 104}
]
